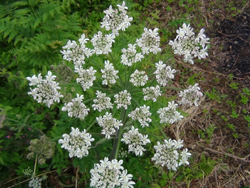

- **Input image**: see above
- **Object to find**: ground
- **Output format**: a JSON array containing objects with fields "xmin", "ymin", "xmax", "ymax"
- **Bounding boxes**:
[{"xmin": 141, "ymin": 0, "xmax": 250, "ymax": 187}]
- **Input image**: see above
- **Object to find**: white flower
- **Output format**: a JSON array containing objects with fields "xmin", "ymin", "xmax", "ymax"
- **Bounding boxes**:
[
  {"xmin": 60, "ymin": 38, "xmax": 94, "ymax": 66},
  {"xmin": 96, "ymin": 112, "xmax": 123, "ymax": 139},
  {"xmin": 178, "ymin": 83, "xmax": 203, "ymax": 106},
  {"xmin": 114, "ymin": 90, "xmax": 131, "ymax": 109},
  {"xmin": 101, "ymin": 60, "xmax": 119, "ymax": 85},
  {"xmin": 92, "ymin": 91, "xmax": 113, "ymax": 112},
  {"xmin": 75, "ymin": 66, "xmax": 96, "ymax": 91},
  {"xmin": 90, "ymin": 157, "xmax": 134, "ymax": 188},
  {"xmin": 130, "ymin": 70, "xmax": 148, "ymax": 86},
  {"xmin": 169, "ymin": 23, "xmax": 209, "ymax": 64},
  {"xmin": 27, "ymin": 71, "xmax": 63, "ymax": 108},
  {"xmin": 58, "ymin": 127, "xmax": 94, "ymax": 159},
  {"xmin": 128, "ymin": 105, "xmax": 152, "ymax": 127},
  {"xmin": 136, "ymin": 28, "xmax": 162, "ymax": 55},
  {"xmin": 62, "ymin": 94, "xmax": 90, "ymax": 120},
  {"xmin": 121, "ymin": 126, "xmax": 150, "ymax": 156},
  {"xmin": 101, "ymin": 1, "xmax": 133, "ymax": 35},
  {"xmin": 143, "ymin": 85, "xmax": 161, "ymax": 102},
  {"xmin": 157, "ymin": 101, "xmax": 183, "ymax": 124},
  {"xmin": 152, "ymin": 139, "xmax": 191, "ymax": 171},
  {"xmin": 28, "ymin": 177, "xmax": 42, "ymax": 188},
  {"xmin": 91, "ymin": 31, "xmax": 115, "ymax": 55},
  {"xmin": 154, "ymin": 61, "xmax": 176, "ymax": 86},
  {"xmin": 121, "ymin": 44, "xmax": 144, "ymax": 66}
]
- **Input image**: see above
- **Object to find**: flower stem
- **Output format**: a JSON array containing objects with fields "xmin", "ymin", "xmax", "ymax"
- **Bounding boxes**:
[{"xmin": 32, "ymin": 155, "xmax": 38, "ymax": 178}]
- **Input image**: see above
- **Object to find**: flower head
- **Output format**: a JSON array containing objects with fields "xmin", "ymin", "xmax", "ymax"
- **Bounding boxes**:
[
  {"xmin": 152, "ymin": 139, "xmax": 191, "ymax": 171},
  {"xmin": 27, "ymin": 71, "xmax": 63, "ymax": 108},
  {"xmin": 96, "ymin": 112, "xmax": 123, "ymax": 139},
  {"xmin": 90, "ymin": 157, "xmax": 135, "ymax": 188},
  {"xmin": 121, "ymin": 126, "xmax": 150, "ymax": 156},
  {"xmin": 58, "ymin": 127, "xmax": 94, "ymax": 158},
  {"xmin": 62, "ymin": 94, "xmax": 90, "ymax": 120}
]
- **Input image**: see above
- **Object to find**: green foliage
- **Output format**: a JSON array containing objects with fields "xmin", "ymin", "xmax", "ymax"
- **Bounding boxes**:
[
  {"xmin": 198, "ymin": 154, "xmax": 217, "ymax": 176},
  {"xmin": 0, "ymin": 0, "xmax": 82, "ymax": 68}
]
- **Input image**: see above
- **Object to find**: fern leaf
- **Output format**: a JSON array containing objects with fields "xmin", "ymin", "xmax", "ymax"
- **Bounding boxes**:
[
  {"xmin": 14, "ymin": 8, "xmax": 30, "ymax": 16},
  {"xmin": 33, "ymin": 17, "xmax": 42, "ymax": 29},
  {"xmin": 10, "ymin": 1, "xmax": 28, "ymax": 8},
  {"xmin": 8, "ymin": 29, "xmax": 18, "ymax": 42},
  {"xmin": 14, "ymin": 34, "xmax": 23, "ymax": 46}
]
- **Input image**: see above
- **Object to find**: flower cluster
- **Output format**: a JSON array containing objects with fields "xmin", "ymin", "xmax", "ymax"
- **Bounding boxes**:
[
  {"xmin": 101, "ymin": 1, "xmax": 133, "ymax": 35},
  {"xmin": 58, "ymin": 127, "xmax": 94, "ymax": 158},
  {"xmin": 60, "ymin": 34, "xmax": 93, "ymax": 66},
  {"xmin": 91, "ymin": 31, "xmax": 115, "ymax": 55},
  {"xmin": 114, "ymin": 90, "xmax": 131, "ymax": 109},
  {"xmin": 62, "ymin": 94, "xmax": 90, "ymax": 120},
  {"xmin": 121, "ymin": 126, "xmax": 150, "ymax": 156},
  {"xmin": 178, "ymin": 83, "xmax": 203, "ymax": 106},
  {"xmin": 143, "ymin": 85, "xmax": 162, "ymax": 102},
  {"xmin": 96, "ymin": 112, "xmax": 123, "ymax": 139},
  {"xmin": 101, "ymin": 60, "xmax": 119, "ymax": 85},
  {"xmin": 27, "ymin": 135, "xmax": 56, "ymax": 165},
  {"xmin": 75, "ymin": 66, "xmax": 97, "ymax": 91},
  {"xmin": 151, "ymin": 139, "xmax": 191, "ymax": 171},
  {"xmin": 169, "ymin": 23, "xmax": 209, "ymax": 64},
  {"xmin": 28, "ymin": 177, "xmax": 42, "ymax": 188},
  {"xmin": 118, "ymin": 147, "xmax": 128, "ymax": 159},
  {"xmin": 157, "ymin": 101, "xmax": 183, "ymax": 124},
  {"xmin": 128, "ymin": 105, "xmax": 152, "ymax": 128},
  {"xmin": 129, "ymin": 70, "xmax": 148, "ymax": 86},
  {"xmin": 92, "ymin": 90, "xmax": 113, "ymax": 112},
  {"xmin": 136, "ymin": 28, "xmax": 161, "ymax": 55},
  {"xmin": 121, "ymin": 44, "xmax": 144, "ymax": 66},
  {"xmin": 154, "ymin": 61, "xmax": 176, "ymax": 86},
  {"xmin": 27, "ymin": 71, "xmax": 63, "ymax": 108},
  {"xmin": 90, "ymin": 157, "xmax": 135, "ymax": 188}
]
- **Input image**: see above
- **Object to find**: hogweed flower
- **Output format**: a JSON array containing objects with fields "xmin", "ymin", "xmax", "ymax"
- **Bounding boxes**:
[
  {"xmin": 60, "ymin": 34, "xmax": 94, "ymax": 67},
  {"xmin": 129, "ymin": 70, "xmax": 148, "ymax": 86},
  {"xmin": 114, "ymin": 90, "xmax": 131, "ymax": 109},
  {"xmin": 118, "ymin": 147, "xmax": 128, "ymax": 159},
  {"xmin": 136, "ymin": 28, "xmax": 162, "ymax": 55},
  {"xmin": 58, "ymin": 127, "xmax": 94, "ymax": 158},
  {"xmin": 62, "ymin": 94, "xmax": 90, "ymax": 120},
  {"xmin": 91, "ymin": 31, "xmax": 115, "ymax": 55},
  {"xmin": 157, "ymin": 101, "xmax": 183, "ymax": 124},
  {"xmin": 92, "ymin": 90, "xmax": 113, "ymax": 112},
  {"xmin": 101, "ymin": 60, "xmax": 119, "ymax": 85},
  {"xmin": 151, "ymin": 139, "xmax": 191, "ymax": 171},
  {"xmin": 96, "ymin": 112, "xmax": 123, "ymax": 139},
  {"xmin": 101, "ymin": 1, "xmax": 133, "ymax": 35},
  {"xmin": 90, "ymin": 157, "xmax": 135, "ymax": 188},
  {"xmin": 121, "ymin": 126, "xmax": 150, "ymax": 156},
  {"xmin": 128, "ymin": 105, "xmax": 152, "ymax": 128},
  {"xmin": 121, "ymin": 44, "xmax": 144, "ymax": 66},
  {"xmin": 75, "ymin": 66, "xmax": 96, "ymax": 91},
  {"xmin": 143, "ymin": 85, "xmax": 162, "ymax": 102},
  {"xmin": 28, "ymin": 177, "xmax": 42, "ymax": 188},
  {"xmin": 27, "ymin": 71, "xmax": 63, "ymax": 108},
  {"xmin": 179, "ymin": 83, "xmax": 203, "ymax": 106},
  {"xmin": 169, "ymin": 23, "xmax": 209, "ymax": 64},
  {"xmin": 154, "ymin": 61, "xmax": 176, "ymax": 86}
]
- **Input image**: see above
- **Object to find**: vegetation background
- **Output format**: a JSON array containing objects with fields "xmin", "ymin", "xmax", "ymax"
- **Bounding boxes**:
[{"xmin": 0, "ymin": 0, "xmax": 250, "ymax": 187}]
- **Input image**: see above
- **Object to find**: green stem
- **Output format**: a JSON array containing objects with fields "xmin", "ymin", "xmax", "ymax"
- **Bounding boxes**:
[
  {"xmin": 153, "ymin": 122, "xmax": 168, "ymax": 140},
  {"xmin": 109, "ymin": 53, "xmax": 124, "ymax": 88},
  {"xmin": 109, "ymin": 108, "xmax": 126, "ymax": 160},
  {"xmin": 86, "ymin": 119, "xmax": 96, "ymax": 132},
  {"xmin": 33, "ymin": 155, "xmax": 38, "ymax": 177}
]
